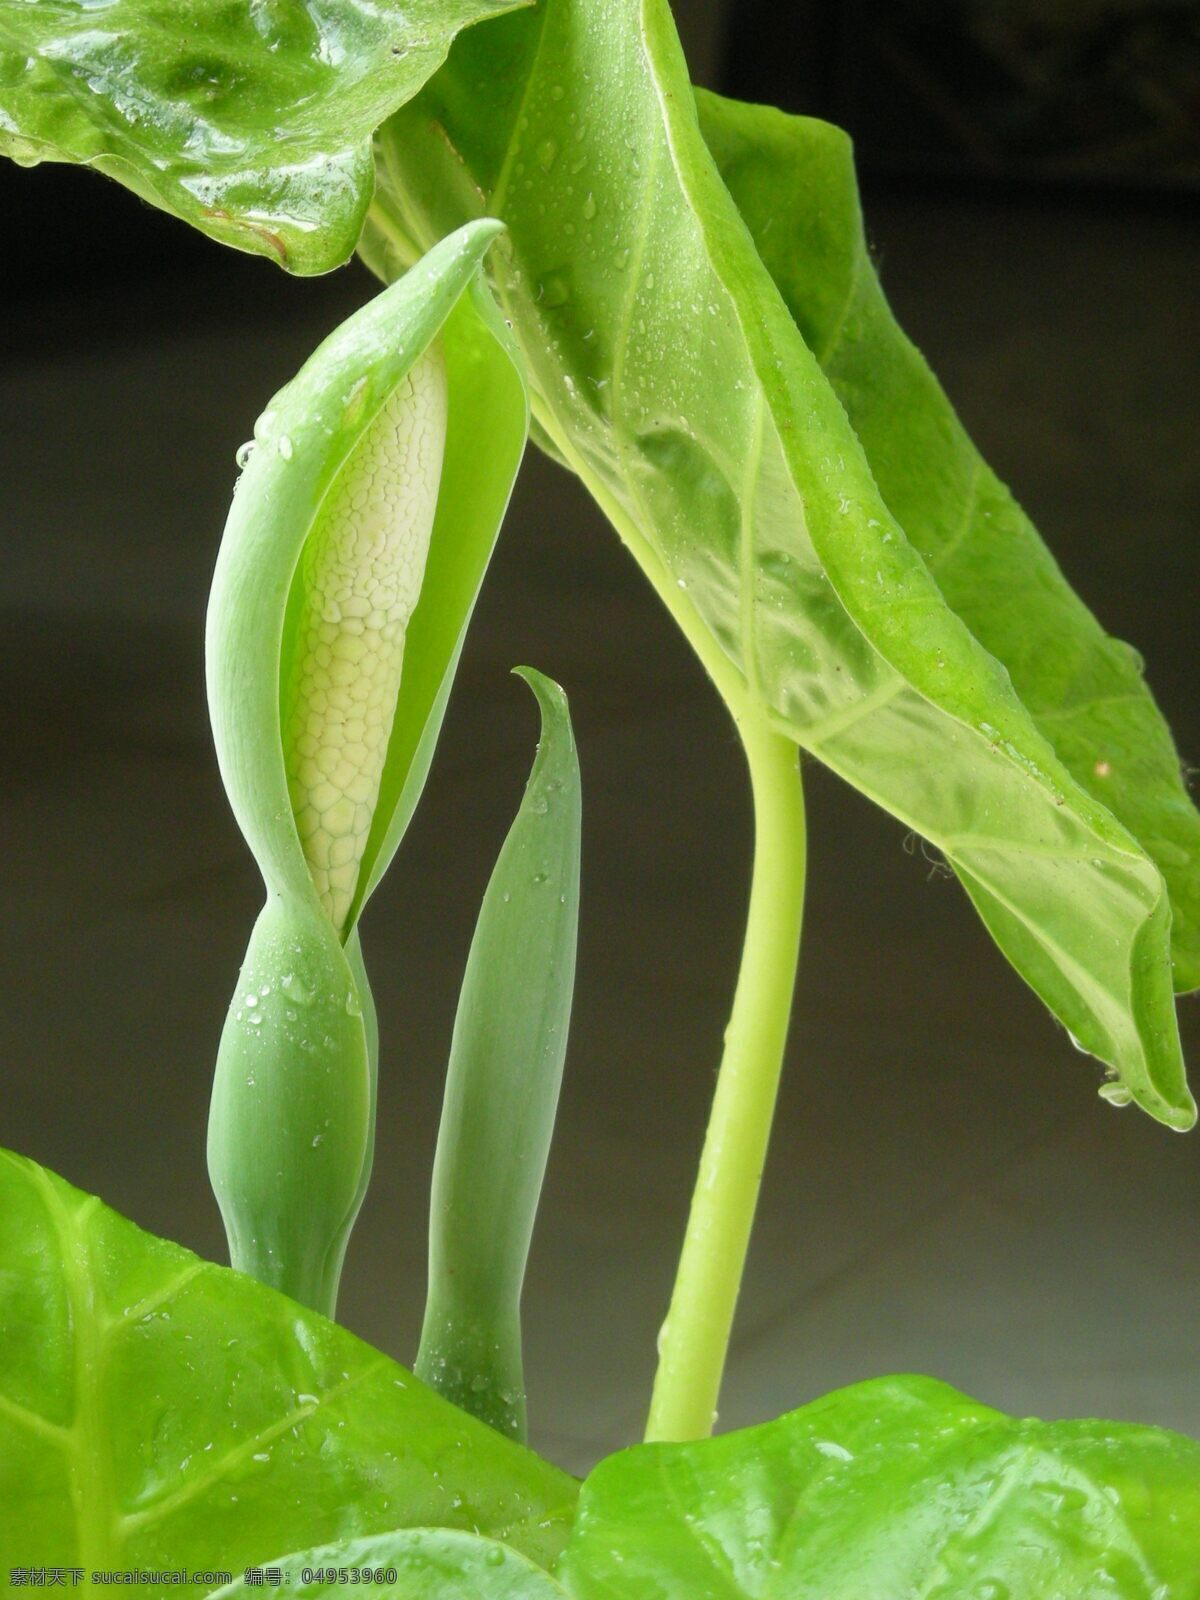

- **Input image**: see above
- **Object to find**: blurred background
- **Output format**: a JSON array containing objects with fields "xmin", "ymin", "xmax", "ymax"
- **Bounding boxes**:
[{"xmin": 2, "ymin": 0, "xmax": 1198, "ymax": 1474}]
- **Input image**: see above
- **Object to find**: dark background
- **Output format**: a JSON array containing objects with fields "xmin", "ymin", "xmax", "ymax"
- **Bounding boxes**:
[{"xmin": 2, "ymin": 0, "xmax": 1198, "ymax": 1472}]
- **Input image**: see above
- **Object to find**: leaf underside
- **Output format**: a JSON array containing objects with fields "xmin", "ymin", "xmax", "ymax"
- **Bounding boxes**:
[
  {"xmin": 0, "ymin": 0, "xmax": 529, "ymax": 273},
  {"xmin": 0, "ymin": 1150, "xmax": 577, "ymax": 1578},
  {"xmin": 365, "ymin": 0, "xmax": 1192, "ymax": 1126},
  {"xmin": 695, "ymin": 88, "xmax": 1200, "ymax": 999}
]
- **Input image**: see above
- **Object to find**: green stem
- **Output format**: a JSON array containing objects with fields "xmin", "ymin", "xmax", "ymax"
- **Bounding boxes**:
[
  {"xmin": 532, "ymin": 405, "xmax": 807, "ymax": 1443},
  {"xmin": 645, "ymin": 723, "xmax": 806, "ymax": 1442}
]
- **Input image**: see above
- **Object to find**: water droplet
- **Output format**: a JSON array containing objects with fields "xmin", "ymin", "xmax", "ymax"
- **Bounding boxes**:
[
  {"xmin": 244, "ymin": 994, "xmax": 258, "ymax": 1008},
  {"xmin": 235, "ymin": 440, "xmax": 255, "ymax": 469},
  {"xmin": 1098, "ymin": 1082, "xmax": 1133, "ymax": 1107},
  {"xmin": 539, "ymin": 273, "xmax": 570, "ymax": 309},
  {"xmin": 282, "ymin": 973, "xmax": 314, "ymax": 1006},
  {"xmin": 814, "ymin": 1439, "xmax": 854, "ymax": 1461},
  {"xmin": 278, "ymin": 434, "xmax": 294, "ymax": 460},
  {"xmin": 311, "ymin": 1133, "xmax": 325, "ymax": 1148},
  {"xmin": 485, "ymin": 1547, "xmax": 505, "ymax": 1568},
  {"xmin": 581, "ymin": 192, "xmax": 597, "ymax": 220},
  {"xmin": 1033, "ymin": 1480, "xmax": 1089, "ymax": 1514},
  {"xmin": 536, "ymin": 138, "xmax": 559, "ymax": 172},
  {"xmin": 345, "ymin": 988, "xmax": 362, "ymax": 1018}
]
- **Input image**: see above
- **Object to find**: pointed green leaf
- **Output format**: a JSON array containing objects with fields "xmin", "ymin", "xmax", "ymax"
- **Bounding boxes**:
[
  {"xmin": 556, "ymin": 1375, "xmax": 1200, "ymax": 1599},
  {"xmin": 0, "ymin": 0, "xmax": 530, "ymax": 274},
  {"xmin": 0, "ymin": 1151, "xmax": 578, "ymax": 1579},
  {"xmin": 418, "ymin": 670, "xmax": 581, "ymax": 1443},
  {"xmin": 696, "ymin": 89, "xmax": 1200, "ymax": 998},
  {"xmin": 210, "ymin": 1529, "xmax": 569, "ymax": 1597},
  {"xmin": 206, "ymin": 220, "xmax": 527, "ymax": 1310},
  {"xmin": 366, "ymin": 0, "xmax": 1192, "ymax": 1126}
]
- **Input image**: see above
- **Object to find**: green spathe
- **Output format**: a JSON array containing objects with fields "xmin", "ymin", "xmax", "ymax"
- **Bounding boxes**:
[
  {"xmin": 557, "ymin": 1374, "xmax": 1200, "ymax": 1599},
  {"xmin": 0, "ymin": 0, "xmax": 530, "ymax": 273},
  {"xmin": 0, "ymin": 1150, "xmax": 578, "ymax": 1579},
  {"xmin": 206, "ymin": 221, "xmax": 529, "ymax": 1315}
]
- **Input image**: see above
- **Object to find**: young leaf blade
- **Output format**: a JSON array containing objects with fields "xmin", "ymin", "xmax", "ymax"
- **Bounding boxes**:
[
  {"xmin": 0, "ymin": 1150, "xmax": 577, "ymax": 1577},
  {"xmin": 418, "ymin": 670, "xmax": 582, "ymax": 1443},
  {"xmin": 0, "ymin": 0, "xmax": 530, "ymax": 273},
  {"xmin": 555, "ymin": 1375, "xmax": 1200, "ymax": 1599},
  {"xmin": 366, "ymin": 0, "xmax": 1192, "ymax": 1127},
  {"xmin": 210, "ymin": 1529, "xmax": 569, "ymax": 1597},
  {"xmin": 696, "ymin": 90, "xmax": 1200, "ymax": 997}
]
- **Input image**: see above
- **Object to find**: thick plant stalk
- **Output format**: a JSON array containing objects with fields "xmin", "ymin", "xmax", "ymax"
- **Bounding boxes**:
[
  {"xmin": 646, "ymin": 723, "xmax": 806, "ymax": 1442},
  {"xmin": 535, "ymin": 413, "xmax": 808, "ymax": 1441}
]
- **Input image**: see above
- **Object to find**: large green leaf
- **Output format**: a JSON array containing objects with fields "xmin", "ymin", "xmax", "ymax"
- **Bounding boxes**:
[
  {"xmin": 555, "ymin": 1375, "xmax": 1200, "ymax": 1599},
  {"xmin": 0, "ymin": 1149, "xmax": 577, "ymax": 1577},
  {"xmin": 364, "ymin": 0, "xmax": 1192, "ymax": 1126},
  {"xmin": 0, "ymin": 0, "xmax": 528, "ymax": 273},
  {"xmin": 695, "ymin": 89, "xmax": 1200, "ymax": 998},
  {"xmin": 211, "ymin": 1529, "xmax": 569, "ymax": 1597},
  {"xmin": 418, "ymin": 669, "xmax": 581, "ymax": 1442}
]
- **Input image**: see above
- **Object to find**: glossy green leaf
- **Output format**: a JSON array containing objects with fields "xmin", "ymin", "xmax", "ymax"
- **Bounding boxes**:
[
  {"xmin": 210, "ymin": 1528, "xmax": 569, "ymax": 1597},
  {"xmin": 206, "ymin": 221, "xmax": 527, "ymax": 1313},
  {"xmin": 0, "ymin": 0, "xmax": 529, "ymax": 274},
  {"xmin": 418, "ymin": 669, "xmax": 581, "ymax": 1442},
  {"xmin": 365, "ymin": 0, "xmax": 1192, "ymax": 1126},
  {"xmin": 0, "ymin": 1149, "xmax": 577, "ymax": 1579},
  {"xmin": 696, "ymin": 89, "xmax": 1200, "ymax": 998},
  {"xmin": 556, "ymin": 1374, "xmax": 1200, "ymax": 1599}
]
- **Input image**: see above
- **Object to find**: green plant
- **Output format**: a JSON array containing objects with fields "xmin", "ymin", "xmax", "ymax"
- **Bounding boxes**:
[{"xmin": 2, "ymin": 0, "xmax": 1198, "ymax": 1592}]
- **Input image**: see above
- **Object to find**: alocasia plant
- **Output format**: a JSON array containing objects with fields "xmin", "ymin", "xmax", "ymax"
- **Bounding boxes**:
[{"xmin": 1, "ymin": 0, "xmax": 1197, "ymax": 1590}]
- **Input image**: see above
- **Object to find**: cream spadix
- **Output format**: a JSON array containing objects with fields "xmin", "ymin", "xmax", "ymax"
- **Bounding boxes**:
[
  {"xmin": 283, "ymin": 344, "xmax": 447, "ymax": 935},
  {"xmin": 206, "ymin": 222, "xmax": 527, "ymax": 1316}
]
